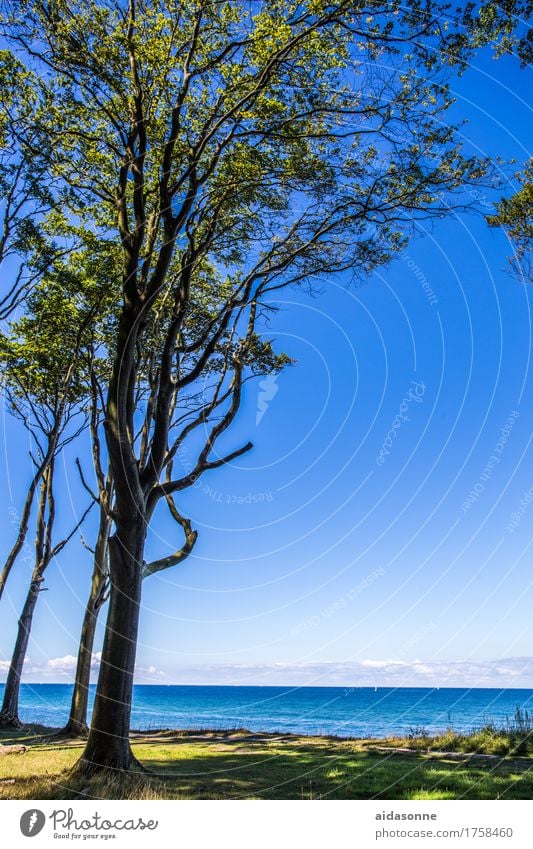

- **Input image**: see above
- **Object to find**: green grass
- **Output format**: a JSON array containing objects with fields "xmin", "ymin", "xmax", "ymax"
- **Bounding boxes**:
[
  {"xmin": 1, "ymin": 726, "xmax": 533, "ymax": 800},
  {"xmin": 405, "ymin": 709, "xmax": 533, "ymax": 757}
]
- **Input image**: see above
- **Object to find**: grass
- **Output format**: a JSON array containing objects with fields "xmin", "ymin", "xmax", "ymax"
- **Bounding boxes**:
[
  {"xmin": 405, "ymin": 709, "xmax": 533, "ymax": 757},
  {"xmin": 2, "ymin": 724, "xmax": 533, "ymax": 800}
]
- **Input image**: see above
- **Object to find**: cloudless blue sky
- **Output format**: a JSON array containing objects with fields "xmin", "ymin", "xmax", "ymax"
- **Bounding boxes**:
[{"xmin": 1, "ymin": 45, "xmax": 532, "ymax": 689}]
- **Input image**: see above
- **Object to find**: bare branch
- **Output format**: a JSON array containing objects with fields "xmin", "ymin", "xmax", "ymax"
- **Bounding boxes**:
[
  {"xmin": 142, "ymin": 498, "xmax": 197, "ymax": 578},
  {"xmin": 75, "ymin": 458, "xmax": 100, "ymax": 505}
]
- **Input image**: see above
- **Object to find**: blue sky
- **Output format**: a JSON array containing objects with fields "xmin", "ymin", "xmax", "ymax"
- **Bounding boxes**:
[{"xmin": 1, "ymin": 45, "xmax": 532, "ymax": 689}]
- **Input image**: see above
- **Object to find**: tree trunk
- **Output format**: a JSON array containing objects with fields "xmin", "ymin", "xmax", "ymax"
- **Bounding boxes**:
[
  {"xmin": 61, "ymin": 586, "xmax": 102, "ymax": 737},
  {"xmin": 61, "ymin": 514, "xmax": 110, "ymax": 737},
  {"xmin": 0, "ymin": 578, "xmax": 41, "ymax": 728},
  {"xmin": 76, "ymin": 525, "xmax": 144, "ymax": 775},
  {"xmin": 1, "ymin": 470, "xmax": 51, "ymax": 729},
  {"xmin": 0, "ymin": 393, "xmax": 71, "ymax": 601},
  {"xmin": 0, "ymin": 469, "xmax": 44, "ymax": 601}
]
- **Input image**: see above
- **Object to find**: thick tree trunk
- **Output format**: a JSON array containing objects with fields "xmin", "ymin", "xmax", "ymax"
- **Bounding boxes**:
[
  {"xmin": 61, "ymin": 516, "xmax": 110, "ymax": 737},
  {"xmin": 0, "ymin": 579, "xmax": 41, "ymax": 728},
  {"xmin": 74, "ymin": 272, "xmax": 150, "ymax": 775},
  {"xmin": 76, "ymin": 525, "xmax": 144, "ymax": 775}
]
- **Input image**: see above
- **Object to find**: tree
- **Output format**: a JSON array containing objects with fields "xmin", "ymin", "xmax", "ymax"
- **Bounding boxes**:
[
  {"xmin": 60, "ymin": 350, "xmax": 113, "ymax": 737},
  {"xmin": 0, "ymin": 284, "xmax": 94, "ymax": 726},
  {"xmin": 0, "ymin": 50, "xmax": 57, "ymax": 320},
  {"xmin": 487, "ymin": 159, "xmax": 533, "ymax": 282},
  {"xmin": 62, "ymin": 273, "xmax": 271, "ymax": 735},
  {"xmin": 1, "ymin": 0, "xmax": 523, "ymax": 773},
  {"xmin": 0, "ymin": 304, "xmax": 81, "ymax": 603},
  {"xmin": 0, "ymin": 233, "xmax": 118, "ymax": 727},
  {"xmin": 470, "ymin": 0, "xmax": 533, "ymax": 66},
  {"xmin": 62, "ymin": 502, "xmax": 111, "ymax": 738},
  {"xmin": 0, "ymin": 48, "xmax": 90, "ymax": 603}
]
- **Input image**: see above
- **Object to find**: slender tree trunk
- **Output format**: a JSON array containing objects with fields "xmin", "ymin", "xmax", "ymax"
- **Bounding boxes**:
[
  {"xmin": 61, "ymin": 514, "xmax": 110, "ymax": 737},
  {"xmin": 0, "ymin": 466, "xmax": 45, "ymax": 601},
  {"xmin": 0, "ymin": 468, "xmax": 51, "ymax": 728},
  {"xmin": 77, "ymin": 522, "xmax": 145, "ymax": 774},
  {"xmin": 0, "ymin": 369, "xmax": 76, "ymax": 602},
  {"xmin": 61, "ymin": 581, "xmax": 103, "ymax": 737},
  {"xmin": 0, "ymin": 576, "xmax": 41, "ymax": 727}
]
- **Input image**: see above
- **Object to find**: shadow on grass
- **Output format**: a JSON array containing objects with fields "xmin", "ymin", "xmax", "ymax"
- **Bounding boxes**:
[
  {"xmin": 139, "ymin": 741, "xmax": 533, "ymax": 800},
  {"xmin": 2, "ymin": 733, "xmax": 533, "ymax": 800}
]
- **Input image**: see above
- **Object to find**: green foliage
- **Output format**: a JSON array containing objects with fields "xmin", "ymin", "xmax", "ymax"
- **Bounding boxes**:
[
  {"xmin": 472, "ymin": 0, "xmax": 533, "ymax": 65},
  {"xmin": 0, "ymin": 237, "xmax": 119, "ymax": 404},
  {"xmin": 2, "ymin": 1, "xmax": 498, "ymax": 288},
  {"xmin": 487, "ymin": 159, "xmax": 533, "ymax": 279},
  {"xmin": 0, "ymin": 49, "xmax": 58, "ymax": 317}
]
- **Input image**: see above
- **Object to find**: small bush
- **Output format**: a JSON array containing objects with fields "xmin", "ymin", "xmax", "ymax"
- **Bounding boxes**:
[{"xmin": 407, "ymin": 726, "xmax": 429, "ymax": 740}]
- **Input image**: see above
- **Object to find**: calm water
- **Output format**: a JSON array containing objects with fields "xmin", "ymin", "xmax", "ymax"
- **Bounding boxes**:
[{"xmin": 2, "ymin": 684, "xmax": 533, "ymax": 737}]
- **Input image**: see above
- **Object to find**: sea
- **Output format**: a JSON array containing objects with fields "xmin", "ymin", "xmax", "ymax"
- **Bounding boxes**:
[{"xmin": 2, "ymin": 684, "xmax": 533, "ymax": 738}]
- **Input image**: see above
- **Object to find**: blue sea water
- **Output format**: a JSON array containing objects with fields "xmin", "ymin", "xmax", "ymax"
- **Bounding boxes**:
[{"xmin": 2, "ymin": 684, "xmax": 533, "ymax": 738}]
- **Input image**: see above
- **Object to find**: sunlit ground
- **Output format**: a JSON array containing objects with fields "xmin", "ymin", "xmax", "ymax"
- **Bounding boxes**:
[{"xmin": 1, "ymin": 727, "xmax": 533, "ymax": 800}]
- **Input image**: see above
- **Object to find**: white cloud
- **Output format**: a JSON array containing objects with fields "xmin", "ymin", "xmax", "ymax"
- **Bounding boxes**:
[
  {"xmin": 0, "ymin": 652, "xmax": 166, "ymax": 684},
  {"xmin": 135, "ymin": 664, "xmax": 166, "ymax": 680},
  {"xmin": 156, "ymin": 657, "xmax": 533, "ymax": 688},
  {"xmin": 47, "ymin": 654, "xmax": 77, "ymax": 672},
  {"xmin": 1, "ymin": 655, "xmax": 532, "ymax": 688},
  {"xmin": 46, "ymin": 652, "xmax": 102, "ymax": 675}
]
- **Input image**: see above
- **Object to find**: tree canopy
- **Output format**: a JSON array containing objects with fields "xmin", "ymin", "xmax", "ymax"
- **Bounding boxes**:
[{"xmin": 487, "ymin": 158, "xmax": 533, "ymax": 281}]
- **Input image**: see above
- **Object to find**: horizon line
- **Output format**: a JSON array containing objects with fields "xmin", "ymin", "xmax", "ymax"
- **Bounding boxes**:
[{"xmin": 9, "ymin": 681, "xmax": 533, "ymax": 690}]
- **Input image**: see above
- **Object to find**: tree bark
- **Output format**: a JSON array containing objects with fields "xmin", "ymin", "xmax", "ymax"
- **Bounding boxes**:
[
  {"xmin": 0, "ymin": 577, "xmax": 41, "ymax": 728},
  {"xmin": 61, "ymin": 581, "xmax": 103, "ymax": 737},
  {"xmin": 61, "ymin": 513, "xmax": 110, "ymax": 737},
  {"xmin": 62, "ymin": 612, "xmax": 95, "ymax": 736},
  {"xmin": 76, "ymin": 524, "xmax": 145, "ymax": 774}
]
